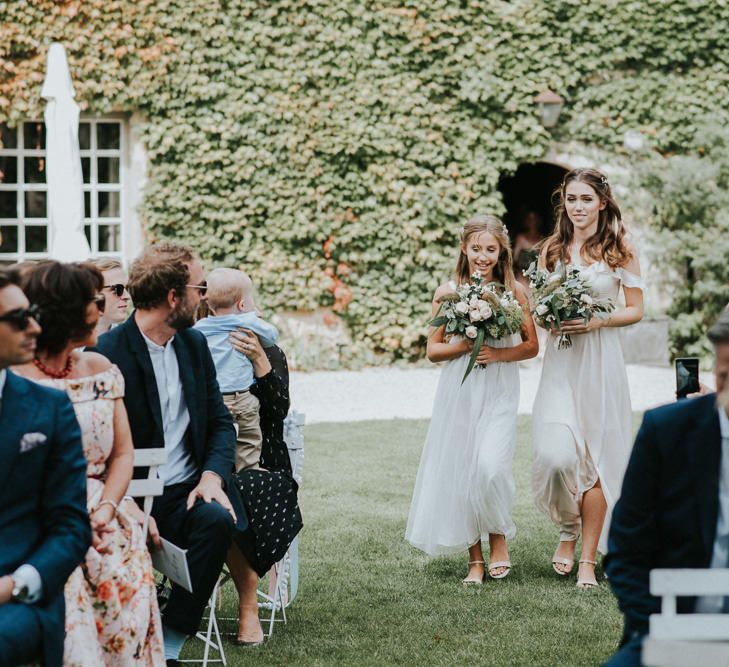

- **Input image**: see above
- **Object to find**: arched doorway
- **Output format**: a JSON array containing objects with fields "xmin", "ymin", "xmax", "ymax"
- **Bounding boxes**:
[{"xmin": 497, "ymin": 161, "xmax": 568, "ymax": 281}]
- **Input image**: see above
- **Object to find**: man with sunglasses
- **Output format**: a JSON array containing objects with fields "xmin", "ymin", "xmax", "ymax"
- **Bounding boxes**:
[
  {"xmin": 90, "ymin": 258, "xmax": 131, "ymax": 335},
  {"xmin": 93, "ymin": 242, "xmax": 245, "ymax": 666},
  {"xmin": 0, "ymin": 270, "xmax": 91, "ymax": 666}
]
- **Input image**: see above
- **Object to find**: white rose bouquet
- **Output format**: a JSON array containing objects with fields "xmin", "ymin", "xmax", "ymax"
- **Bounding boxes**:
[
  {"xmin": 524, "ymin": 261, "xmax": 615, "ymax": 350},
  {"xmin": 430, "ymin": 272, "xmax": 524, "ymax": 383}
]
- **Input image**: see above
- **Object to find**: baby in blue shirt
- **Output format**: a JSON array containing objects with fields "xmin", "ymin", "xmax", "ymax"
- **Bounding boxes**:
[{"xmin": 194, "ymin": 268, "xmax": 279, "ymax": 471}]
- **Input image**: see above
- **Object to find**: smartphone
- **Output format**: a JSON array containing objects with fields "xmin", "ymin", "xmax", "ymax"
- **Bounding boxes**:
[{"xmin": 675, "ymin": 357, "xmax": 700, "ymax": 399}]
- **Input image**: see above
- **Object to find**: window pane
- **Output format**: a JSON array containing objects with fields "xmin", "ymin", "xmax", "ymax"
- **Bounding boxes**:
[
  {"xmin": 97, "ymin": 157, "xmax": 120, "ymax": 184},
  {"xmin": 0, "ymin": 124, "xmax": 18, "ymax": 149},
  {"xmin": 84, "ymin": 224, "xmax": 92, "ymax": 246},
  {"xmin": 25, "ymin": 191, "xmax": 47, "ymax": 218},
  {"xmin": 24, "ymin": 156, "xmax": 46, "ymax": 184},
  {"xmin": 98, "ymin": 191, "xmax": 120, "ymax": 218},
  {"xmin": 84, "ymin": 191, "xmax": 92, "ymax": 218},
  {"xmin": 0, "ymin": 156, "xmax": 17, "ymax": 184},
  {"xmin": 79, "ymin": 123, "xmax": 91, "ymax": 150},
  {"xmin": 97, "ymin": 123, "xmax": 120, "ymax": 150},
  {"xmin": 23, "ymin": 122, "xmax": 45, "ymax": 150},
  {"xmin": 98, "ymin": 224, "xmax": 120, "ymax": 252},
  {"xmin": 0, "ymin": 191, "xmax": 17, "ymax": 218},
  {"xmin": 25, "ymin": 225, "xmax": 47, "ymax": 253},
  {"xmin": 81, "ymin": 157, "xmax": 91, "ymax": 184},
  {"xmin": 0, "ymin": 225, "xmax": 18, "ymax": 252}
]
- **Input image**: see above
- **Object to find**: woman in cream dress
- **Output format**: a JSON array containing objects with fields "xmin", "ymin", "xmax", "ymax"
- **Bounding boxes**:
[{"xmin": 532, "ymin": 168, "xmax": 644, "ymax": 588}]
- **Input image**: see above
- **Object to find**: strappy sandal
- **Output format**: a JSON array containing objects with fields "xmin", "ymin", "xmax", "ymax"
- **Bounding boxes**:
[
  {"xmin": 551, "ymin": 555, "xmax": 574, "ymax": 576},
  {"xmin": 462, "ymin": 560, "xmax": 485, "ymax": 585},
  {"xmin": 576, "ymin": 559, "xmax": 599, "ymax": 589},
  {"xmin": 488, "ymin": 560, "xmax": 512, "ymax": 580}
]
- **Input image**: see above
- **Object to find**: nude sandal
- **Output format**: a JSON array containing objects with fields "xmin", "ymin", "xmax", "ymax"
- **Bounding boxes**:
[
  {"xmin": 488, "ymin": 560, "xmax": 512, "ymax": 580},
  {"xmin": 576, "ymin": 559, "xmax": 599, "ymax": 589},
  {"xmin": 462, "ymin": 560, "xmax": 485, "ymax": 585},
  {"xmin": 552, "ymin": 555, "xmax": 574, "ymax": 576}
]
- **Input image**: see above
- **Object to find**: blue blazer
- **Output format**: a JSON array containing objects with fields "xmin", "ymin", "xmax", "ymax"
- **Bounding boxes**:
[
  {"xmin": 605, "ymin": 393, "xmax": 722, "ymax": 643},
  {"xmin": 94, "ymin": 314, "xmax": 247, "ymax": 530},
  {"xmin": 0, "ymin": 371, "xmax": 91, "ymax": 667}
]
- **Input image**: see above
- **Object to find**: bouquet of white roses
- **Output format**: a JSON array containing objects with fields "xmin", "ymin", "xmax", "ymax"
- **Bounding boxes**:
[
  {"xmin": 524, "ymin": 261, "xmax": 615, "ymax": 350},
  {"xmin": 430, "ymin": 272, "xmax": 524, "ymax": 383}
]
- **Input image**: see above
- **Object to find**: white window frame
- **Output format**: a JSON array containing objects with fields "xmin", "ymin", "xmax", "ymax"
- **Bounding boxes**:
[{"xmin": 0, "ymin": 115, "xmax": 129, "ymax": 263}]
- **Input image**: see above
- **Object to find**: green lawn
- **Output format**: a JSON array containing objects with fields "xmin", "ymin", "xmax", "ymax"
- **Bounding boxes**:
[{"xmin": 182, "ymin": 417, "xmax": 630, "ymax": 666}]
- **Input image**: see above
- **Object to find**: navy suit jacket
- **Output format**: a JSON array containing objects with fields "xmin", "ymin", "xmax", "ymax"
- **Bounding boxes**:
[
  {"xmin": 94, "ymin": 314, "xmax": 246, "ymax": 529},
  {"xmin": 605, "ymin": 393, "xmax": 722, "ymax": 643},
  {"xmin": 0, "ymin": 371, "xmax": 91, "ymax": 667}
]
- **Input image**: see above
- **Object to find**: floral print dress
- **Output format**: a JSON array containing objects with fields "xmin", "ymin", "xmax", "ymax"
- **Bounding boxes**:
[{"xmin": 38, "ymin": 366, "xmax": 164, "ymax": 667}]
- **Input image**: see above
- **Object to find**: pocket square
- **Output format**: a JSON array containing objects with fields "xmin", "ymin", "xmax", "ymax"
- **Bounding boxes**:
[{"xmin": 19, "ymin": 432, "xmax": 47, "ymax": 453}]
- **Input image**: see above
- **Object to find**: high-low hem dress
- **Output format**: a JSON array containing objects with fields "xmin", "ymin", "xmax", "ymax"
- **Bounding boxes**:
[
  {"xmin": 531, "ymin": 261, "xmax": 644, "ymax": 554},
  {"xmin": 406, "ymin": 334, "xmax": 520, "ymax": 557}
]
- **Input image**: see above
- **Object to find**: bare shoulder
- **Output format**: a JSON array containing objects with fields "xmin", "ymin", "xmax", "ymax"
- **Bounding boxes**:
[
  {"xmin": 433, "ymin": 282, "xmax": 454, "ymax": 301},
  {"xmin": 76, "ymin": 350, "xmax": 113, "ymax": 374}
]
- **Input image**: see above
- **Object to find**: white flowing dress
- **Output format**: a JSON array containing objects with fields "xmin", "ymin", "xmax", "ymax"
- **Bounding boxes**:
[
  {"xmin": 532, "ymin": 261, "xmax": 644, "ymax": 553},
  {"xmin": 406, "ymin": 333, "xmax": 520, "ymax": 556}
]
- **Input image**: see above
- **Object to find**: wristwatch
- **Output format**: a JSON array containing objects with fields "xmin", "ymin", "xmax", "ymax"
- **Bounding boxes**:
[{"xmin": 11, "ymin": 574, "xmax": 30, "ymax": 603}]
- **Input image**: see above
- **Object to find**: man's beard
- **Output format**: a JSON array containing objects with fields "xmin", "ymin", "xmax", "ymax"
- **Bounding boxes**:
[{"xmin": 167, "ymin": 298, "xmax": 197, "ymax": 331}]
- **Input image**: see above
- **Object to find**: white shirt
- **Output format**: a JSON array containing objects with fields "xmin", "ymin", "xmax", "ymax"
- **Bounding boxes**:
[
  {"xmin": 696, "ymin": 406, "xmax": 729, "ymax": 613},
  {"xmin": 141, "ymin": 332, "xmax": 198, "ymax": 486},
  {"xmin": 0, "ymin": 368, "xmax": 6, "ymax": 397}
]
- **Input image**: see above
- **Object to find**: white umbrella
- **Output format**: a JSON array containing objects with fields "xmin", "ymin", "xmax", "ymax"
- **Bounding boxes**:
[{"xmin": 41, "ymin": 42, "xmax": 91, "ymax": 261}]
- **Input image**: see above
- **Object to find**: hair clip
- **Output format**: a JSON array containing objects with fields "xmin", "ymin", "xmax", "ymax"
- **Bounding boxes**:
[
  {"xmin": 501, "ymin": 221, "xmax": 509, "ymax": 235},
  {"xmin": 600, "ymin": 175, "xmax": 609, "ymax": 186}
]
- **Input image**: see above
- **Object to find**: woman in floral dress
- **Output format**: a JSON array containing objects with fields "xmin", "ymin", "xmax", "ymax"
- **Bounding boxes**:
[{"xmin": 13, "ymin": 260, "xmax": 164, "ymax": 666}]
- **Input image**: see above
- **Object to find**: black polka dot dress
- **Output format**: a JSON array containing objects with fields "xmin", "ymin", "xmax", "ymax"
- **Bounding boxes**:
[{"xmin": 233, "ymin": 347, "xmax": 303, "ymax": 576}]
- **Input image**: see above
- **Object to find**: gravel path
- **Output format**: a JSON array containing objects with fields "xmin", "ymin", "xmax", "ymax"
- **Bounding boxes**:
[{"xmin": 290, "ymin": 359, "xmax": 686, "ymax": 424}]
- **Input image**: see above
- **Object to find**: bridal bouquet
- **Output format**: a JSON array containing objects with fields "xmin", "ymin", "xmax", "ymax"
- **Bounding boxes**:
[
  {"xmin": 430, "ymin": 272, "xmax": 524, "ymax": 383},
  {"xmin": 524, "ymin": 262, "xmax": 614, "ymax": 350}
]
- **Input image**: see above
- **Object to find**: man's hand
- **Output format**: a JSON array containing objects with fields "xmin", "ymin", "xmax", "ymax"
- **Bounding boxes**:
[
  {"xmin": 0, "ymin": 575, "xmax": 13, "ymax": 605},
  {"xmin": 186, "ymin": 472, "xmax": 237, "ymax": 522}
]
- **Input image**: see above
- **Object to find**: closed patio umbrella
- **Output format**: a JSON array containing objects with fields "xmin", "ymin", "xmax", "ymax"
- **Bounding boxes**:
[{"xmin": 41, "ymin": 42, "xmax": 91, "ymax": 261}]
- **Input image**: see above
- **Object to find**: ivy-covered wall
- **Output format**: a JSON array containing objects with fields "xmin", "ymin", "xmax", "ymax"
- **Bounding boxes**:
[{"xmin": 2, "ymin": 1, "xmax": 728, "ymax": 361}]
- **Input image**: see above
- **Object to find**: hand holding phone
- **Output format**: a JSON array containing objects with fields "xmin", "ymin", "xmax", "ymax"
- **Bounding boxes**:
[{"xmin": 675, "ymin": 357, "xmax": 700, "ymax": 399}]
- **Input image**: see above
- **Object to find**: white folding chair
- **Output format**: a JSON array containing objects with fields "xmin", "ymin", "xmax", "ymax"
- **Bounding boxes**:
[
  {"xmin": 643, "ymin": 568, "xmax": 729, "ymax": 666},
  {"xmin": 127, "ymin": 447, "xmax": 167, "ymax": 539}
]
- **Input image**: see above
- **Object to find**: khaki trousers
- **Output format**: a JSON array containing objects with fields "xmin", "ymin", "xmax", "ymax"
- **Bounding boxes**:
[{"xmin": 222, "ymin": 390, "xmax": 262, "ymax": 472}]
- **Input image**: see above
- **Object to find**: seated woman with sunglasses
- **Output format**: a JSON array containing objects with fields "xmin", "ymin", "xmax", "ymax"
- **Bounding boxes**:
[
  {"xmin": 12, "ymin": 261, "xmax": 165, "ymax": 667},
  {"xmin": 90, "ymin": 258, "xmax": 131, "ymax": 336}
]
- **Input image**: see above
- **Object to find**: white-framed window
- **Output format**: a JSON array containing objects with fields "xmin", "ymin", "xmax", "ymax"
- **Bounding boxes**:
[{"xmin": 0, "ymin": 117, "xmax": 127, "ymax": 262}]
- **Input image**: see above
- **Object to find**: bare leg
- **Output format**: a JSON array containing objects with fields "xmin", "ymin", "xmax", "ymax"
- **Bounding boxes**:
[
  {"xmin": 464, "ymin": 541, "xmax": 485, "ymax": 583},
  {"xmin": 488, "ymin": 534, "xmax": 510, "ymax": 577},
  {"xmin": 577, "ymin": 480, "xmax": 607, "ymax": 586},
  {"xmin": 227, "ymin": 544, "xmax": 264, "ymax": 643}
]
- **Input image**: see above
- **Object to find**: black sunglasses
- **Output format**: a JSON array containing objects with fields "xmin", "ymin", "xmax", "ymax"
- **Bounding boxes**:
[
  {"xmin": 94, "ymin": 293, "xmax": 106, "ymax": 314},
  {"xmin": 0, "ymin": 304, "xmax": 41, "ymax": 331},
  {"xmin": 104, "ymin": 283, "xmax": 127, "ymax": 297}
]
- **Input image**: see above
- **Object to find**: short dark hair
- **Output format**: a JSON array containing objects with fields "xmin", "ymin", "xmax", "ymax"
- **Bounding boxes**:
[
  {"xmin": 128, "ymin": 241, "xmax": 195, "ymax": 310},
  {"xmin": 708, "ymin": 310, "xmax": 729, "ymax": 346},
  {"xmin": 21, "ymin": 261, "xmax": 103, "ymax": 355}
]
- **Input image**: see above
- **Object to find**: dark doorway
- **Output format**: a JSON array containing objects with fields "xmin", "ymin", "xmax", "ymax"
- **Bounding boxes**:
[{"xmin": 497, "ymin": 161, "xmax": 568, "ymax": 282}]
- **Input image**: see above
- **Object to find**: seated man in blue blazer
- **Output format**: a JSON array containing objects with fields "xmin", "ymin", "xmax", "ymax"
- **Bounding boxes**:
[
  {"xmin": 0, "ymin": 270, "xmax": 91, "ymax": 667},
  {"xmin": 95, "ymin": 241, "xmax": 249, "ymax": 664},
  {"xmin": 604, "ymin": 310, "xmax": 729, "ymax": 666}
]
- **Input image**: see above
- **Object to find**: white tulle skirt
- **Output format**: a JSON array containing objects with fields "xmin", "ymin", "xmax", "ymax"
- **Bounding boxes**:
[{"xmin": 405, "ymin": 335, "xmax": 520, "ymax": 556}]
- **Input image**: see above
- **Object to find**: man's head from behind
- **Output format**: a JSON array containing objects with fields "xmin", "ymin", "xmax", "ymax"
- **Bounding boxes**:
[
  {"xmin": 0, "ymin": 271, "xmax": 41, "ymax": 369},
  {"xmin": 708, "ymin": 310, "xmax": 729, "ymax": 412},
  {"xmin": 205, "ymin": 268, "xmax": 256, "ymax": 315},
  {"xmin": 128, "ymin": 241, "xmax": 205, "ymax": 331}
]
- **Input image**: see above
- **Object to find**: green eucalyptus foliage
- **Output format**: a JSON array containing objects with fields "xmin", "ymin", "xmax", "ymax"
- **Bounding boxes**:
[{"xmin": 2, "ymin": 1, "xmax": 728, "ymax": 362}]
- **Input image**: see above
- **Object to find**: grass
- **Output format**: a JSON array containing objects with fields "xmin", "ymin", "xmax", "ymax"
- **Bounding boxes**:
[{"xmin": 182, "ymin": 416, "xmax": 632, "ymax": 666}]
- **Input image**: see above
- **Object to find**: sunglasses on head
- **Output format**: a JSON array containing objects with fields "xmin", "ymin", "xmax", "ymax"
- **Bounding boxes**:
[
  {"xmin": 94, "ymin": 293, "xmax": 106, "ymax": 314},
  {"xmin": 0, "ymin": 304, "xmax": 40, "ymax": 331},
  {"xmin": 104, "ymin": 283, "xmax": 127, "ymax": 297}
]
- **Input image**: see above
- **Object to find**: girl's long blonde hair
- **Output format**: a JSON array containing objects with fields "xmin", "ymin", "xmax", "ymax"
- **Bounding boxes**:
[{"xmin": 455, "ymin": 214, "xmax": 516, "ymax": 291}]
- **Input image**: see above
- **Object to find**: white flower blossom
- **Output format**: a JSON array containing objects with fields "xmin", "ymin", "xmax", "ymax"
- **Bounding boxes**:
[
  {"xmin": 479, "ymin": 303, "xmax": 493, "ymax": 320},
  {"xmin": 580, "ymin": 293, "xmax": 594, "ymax": 305},
  {"xmin": 465, "ymin": 325, "xmax": 478, "ymax": 339},
  {"xmin": 536, "ymin": 303, "xmax": 549, "ymax": 316},
  {"xmin": 469, "ymin": 309, "xmax": 483, "ymax": 322},
  {"xmin": 455, "ymin": 301, "xmax": 469, "ymax": 314}
]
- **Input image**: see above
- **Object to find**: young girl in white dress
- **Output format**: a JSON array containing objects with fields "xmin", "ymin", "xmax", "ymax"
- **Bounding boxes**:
[
  {"xmin": 406, "ymin": 215, "xmax": 538, "ymax": 584},
  {"xmin": 531, "ymin": 168, "xmax": 644, "ymax": 588}
]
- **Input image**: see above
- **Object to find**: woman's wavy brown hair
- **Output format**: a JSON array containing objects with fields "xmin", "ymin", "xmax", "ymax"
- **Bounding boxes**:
[
  {"xmin": 542, "ymin": 168, "xmax": 632, "ymax": 271},
  {"xmin": 454, "ymin": 214, "xmax": 516, "ymax": 291}
]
